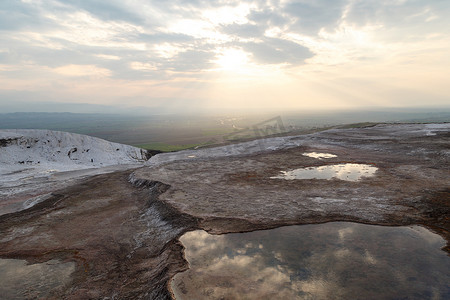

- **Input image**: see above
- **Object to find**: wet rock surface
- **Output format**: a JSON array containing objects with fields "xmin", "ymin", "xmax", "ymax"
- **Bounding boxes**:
[
  {"xmin": 0, "ymin": 172, "xmax": 197, "ymax": 299},
  {"xmin": 0, "ymin": 123, "xmax": 449, "ymax": 298},
  {"xmin": 135, "ymin": 124, "xmax": 449, "ymax": 242}
]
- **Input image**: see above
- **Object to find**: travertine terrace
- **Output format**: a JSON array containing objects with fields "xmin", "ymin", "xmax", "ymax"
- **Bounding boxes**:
[{"xmin": 1, "ymin": 123, "xmax": 449, "ymax": 299}]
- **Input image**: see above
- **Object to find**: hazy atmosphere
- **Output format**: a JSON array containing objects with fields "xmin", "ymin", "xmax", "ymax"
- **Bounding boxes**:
[
  {"xmin": 1, "ymin": 0, "xmax": 449, "ymax": 113},
  {"xmin": 1, "ymin": 2, "xmax": 450, "ymax": 299}
]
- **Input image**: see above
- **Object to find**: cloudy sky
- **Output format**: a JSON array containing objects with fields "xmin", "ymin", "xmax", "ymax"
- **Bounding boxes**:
[{"xmin": 1, "ymin": 0, "xmax": 449, "ymax": 113}]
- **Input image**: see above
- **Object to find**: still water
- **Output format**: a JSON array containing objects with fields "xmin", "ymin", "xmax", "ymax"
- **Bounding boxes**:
[
  {"xmin": 271, "ymin": 164, "xmax": 377, "ymax": 182},
  {"xmin": 0, "ymin": 259, "xmax": 75, "ymax": 299},
  {"xmin": 171, "ymin": 222, "xmax": 450, "ymax": 300},
  {"xmin": 302, "ymin": 152, "xmax": 337, "ymax": 159}
]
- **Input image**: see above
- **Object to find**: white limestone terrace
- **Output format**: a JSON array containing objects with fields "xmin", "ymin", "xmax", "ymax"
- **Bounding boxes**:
[
  {"xmin": 0, "ymin": 129, "xmax": 150, "ymax": 214},
  {"xmin": 146, "ymin": 123, "xmax": 450, "ymax": 167},
  {"xmin": 0, "ymin": 129, "xmax": 149, "ymax": 167}
]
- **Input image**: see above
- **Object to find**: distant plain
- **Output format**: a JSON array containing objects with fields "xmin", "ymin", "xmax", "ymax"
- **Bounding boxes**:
[{"xmin": 1, "ymin": 109, "xmax": 448, "ymax": 151}]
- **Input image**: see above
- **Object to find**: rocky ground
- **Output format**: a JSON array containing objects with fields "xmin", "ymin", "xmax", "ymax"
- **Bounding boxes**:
[{"xmin": 0, "ymin": 123, "xmax": 448, "ymax": 299}]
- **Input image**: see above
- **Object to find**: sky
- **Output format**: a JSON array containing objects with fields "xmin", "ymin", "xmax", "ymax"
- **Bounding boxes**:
[{"xmin": 0, "ymin": 0, "xmax": 449, "ymax": 113}]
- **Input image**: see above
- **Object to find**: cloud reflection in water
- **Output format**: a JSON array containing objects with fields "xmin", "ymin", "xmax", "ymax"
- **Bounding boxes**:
[
  {"xmin": 172, "ymin": 222, "xmax": 450, "ymax": 300},
  {"xmin": 271, "ymin": 164, "xmax": 377, "ymax": 182}
]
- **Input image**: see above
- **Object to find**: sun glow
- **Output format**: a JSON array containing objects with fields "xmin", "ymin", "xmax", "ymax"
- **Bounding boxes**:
[
  {"xmin": 202, "ymin": 4, "xmax": 252, "ymax": 25},
  {"xmin": 214, "ymin": 48, "xmax": 249, "ymax": 71}
]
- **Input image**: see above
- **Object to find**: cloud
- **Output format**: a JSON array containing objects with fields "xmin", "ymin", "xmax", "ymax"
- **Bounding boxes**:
[
  {"xmin": 248, "ymin": 7, "xmax": 291, "ymax": 28},
  {"xmin": 0, "ymin": 1, "xmax": 53, "ymax": 30},
  {"xmin": 0, "ymin": 0, "xmax": 449, "ymax": 110},
  {"xmin": 221, "ymin": 23, "xmax": 264, "ymax": 38},
  {"xmin": 166, "ymin": 49, "xmax": 216, "ymax": 72},
  {"xmin": 137, "ymin": 32, "xmax": 194, "ymax": 44},
  {"xmin": 53, "ymin": 64, "xmax": 112, "ymax": 77},
  {"xmin": 58, "ymin": 0, "xmax": 144, "ymax": 24},
  {"xmin": 344, "ymin": 0, "xmax": 433, "ymax": 26},
  {"xmin": 240, "ymin": 37, "xmax": 313, "ymax": 65},
  {"xmin": 284, "ymin": 0, "xmax": 348, "ymax": 35},
  {"xmin": 0, "ymin": 0, "xmax": 382, "ymax": 77}
]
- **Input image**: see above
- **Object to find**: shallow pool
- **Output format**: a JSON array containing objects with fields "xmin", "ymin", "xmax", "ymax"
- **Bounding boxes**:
[
  {"xmin": 302, "ymin": 152, "xmax": 337, "ymax": 159},
  {"xmin": 271, "ymin": 164, "xmax": 377, "ymax": 182},
  {"xmin": 0, "ymin": 258, "xmax": 75, "ymax": 299},
  {"xmin": 171, "ymin": 222, "xmax": 450, "ymax": 300}
]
